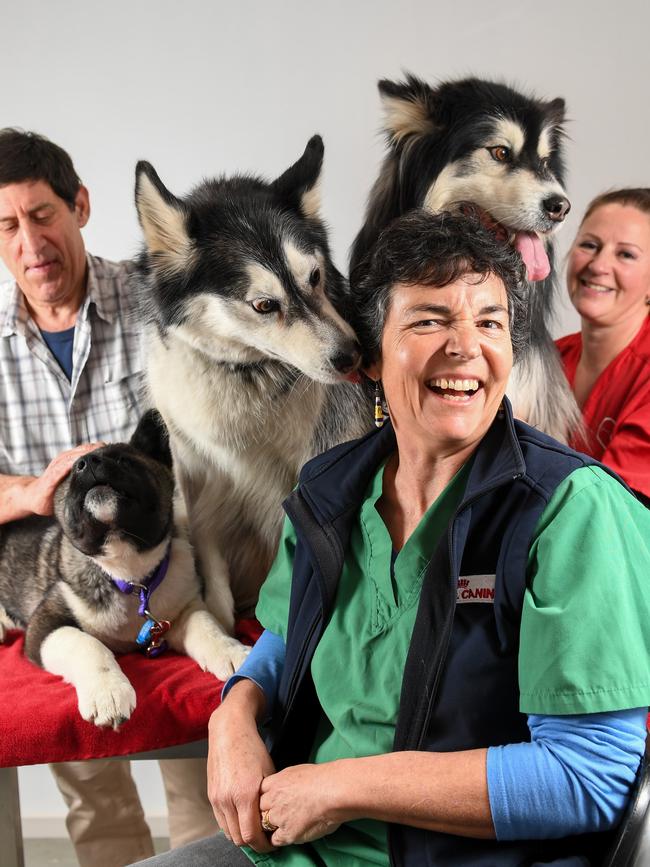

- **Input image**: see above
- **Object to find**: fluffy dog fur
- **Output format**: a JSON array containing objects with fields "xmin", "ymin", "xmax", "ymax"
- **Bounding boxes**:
[
  {"xmin": 0, "ymin": 411, "xmax": 243, "ymax": 728},
  {"xmin": 350, "ymin": 75, "xmax": 581, "ymax": 442},
  {"xmin": 134, "ymin": 136, "xmax": 368, "ymax": 677}
]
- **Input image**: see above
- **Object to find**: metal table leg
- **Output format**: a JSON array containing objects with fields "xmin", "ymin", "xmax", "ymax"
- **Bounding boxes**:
[{"xmin": 0, "ymin": 767, "xmax": 24, "ymax": 867}]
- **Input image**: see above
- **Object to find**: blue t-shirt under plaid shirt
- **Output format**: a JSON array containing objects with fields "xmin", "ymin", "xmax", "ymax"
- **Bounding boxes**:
[{"xmin": 0, "ymin": 254, "xmax": 148, "ymax": 475}]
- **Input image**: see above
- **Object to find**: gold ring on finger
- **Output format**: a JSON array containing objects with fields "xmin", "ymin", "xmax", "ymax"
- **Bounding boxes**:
[{"xmin": 261, "ymin": 809, "xmax": 278, "ymax": 833}]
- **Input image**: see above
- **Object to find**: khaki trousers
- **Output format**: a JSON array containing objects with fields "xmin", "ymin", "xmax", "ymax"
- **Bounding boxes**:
[{"xmin": 50, "ymin": 757, "xmax": 216, "ymax": 867}]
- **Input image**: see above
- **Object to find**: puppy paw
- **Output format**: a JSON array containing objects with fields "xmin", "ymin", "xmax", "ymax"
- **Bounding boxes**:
[
  {"xmin": 76, "ymin": 670, "xmax": 137, "ymax": 729},
  {"xmin": 195, "ymin": 635, "xmax": 251, "ymax": 681}
]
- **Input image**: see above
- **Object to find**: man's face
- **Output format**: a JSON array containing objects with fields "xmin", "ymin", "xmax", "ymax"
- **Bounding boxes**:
[{"xmin": 0, "ymin": 179, "xmax": 89, "ymax": 308}]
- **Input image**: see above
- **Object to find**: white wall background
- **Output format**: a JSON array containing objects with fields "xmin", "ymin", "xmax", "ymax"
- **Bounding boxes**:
[{"xmin": 5, "ymin": 0, "xmax": 650, "ymax": 833}]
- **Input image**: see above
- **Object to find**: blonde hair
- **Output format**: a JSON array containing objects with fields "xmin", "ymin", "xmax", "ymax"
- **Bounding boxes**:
[{"xmin": 582, "ymin": 187, "xmax": 650, "ymax": 223}]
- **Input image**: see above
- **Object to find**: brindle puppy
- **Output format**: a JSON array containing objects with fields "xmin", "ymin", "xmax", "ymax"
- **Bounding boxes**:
[{"xmin": 0, "ymin": 410, "xmax": 243, "ymax": 728}]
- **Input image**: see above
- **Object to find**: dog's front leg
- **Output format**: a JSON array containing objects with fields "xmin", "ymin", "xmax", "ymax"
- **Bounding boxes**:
[
  {"xmin": 192, "ymin": 531, "xmax": 237, "ymax": 634},
  {"xmin": 179, "ymin": 474, "xmax": 239, "ymax": 630},
  {"xmin": 35, "ymin": 626, "xmax": 136, "ymax": 729},
  {"xmin": 168, "ymin": 602, "xmax": 250, "ymax": 682}
]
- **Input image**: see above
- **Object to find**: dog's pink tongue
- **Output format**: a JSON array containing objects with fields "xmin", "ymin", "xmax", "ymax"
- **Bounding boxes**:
[{"xmin": 514, "ymin": 232, "xmax": 550, "ymax": 282}]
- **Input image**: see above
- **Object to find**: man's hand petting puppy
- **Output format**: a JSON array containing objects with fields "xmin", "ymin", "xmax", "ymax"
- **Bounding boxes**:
[{"xmin": 0, "ymin": 442, "xmax": 104, "ymax": 522}]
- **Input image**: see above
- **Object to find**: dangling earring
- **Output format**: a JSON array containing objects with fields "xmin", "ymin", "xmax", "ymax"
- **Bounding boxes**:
[{"xmin": 374, "ymin": 380, "xmax": 385, "ymax": 429}]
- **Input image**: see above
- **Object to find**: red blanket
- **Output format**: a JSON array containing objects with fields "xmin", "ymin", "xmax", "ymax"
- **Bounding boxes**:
[{"xmin": 0, "ymin": 620, "xmax": 262, "ymax": 768}]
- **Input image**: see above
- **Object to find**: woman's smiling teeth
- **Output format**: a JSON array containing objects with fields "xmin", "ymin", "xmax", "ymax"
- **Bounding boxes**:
[
  {"xmin": 581, "ymin": 279, "xmax": 611, "ymax": 293},
  {"xmin": 427, "ymin": 378, "xmax": 481, "ymax": 401}
]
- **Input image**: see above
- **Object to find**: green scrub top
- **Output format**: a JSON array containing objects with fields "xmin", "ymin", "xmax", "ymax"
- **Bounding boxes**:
[{"xmin": 247, "ymin": 464, "xmax": 650, "ymax": 866}]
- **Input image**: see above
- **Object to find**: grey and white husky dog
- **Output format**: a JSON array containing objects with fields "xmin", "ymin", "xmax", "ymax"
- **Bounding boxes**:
[
  {"xmin": 134, "ymin": 136, "xmax": 368, "ymax": 677},
  {"xmin": 350, "ymin": 75, "xmax": 581, "ymax": 442},
  {"xmin": 0, "ymin": 411, "xmax": 241, "ymax": 728}
]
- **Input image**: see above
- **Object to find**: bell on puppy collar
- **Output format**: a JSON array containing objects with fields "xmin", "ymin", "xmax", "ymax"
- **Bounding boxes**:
[{"xmin": 135, "ymin": 614, "xmax": 171, "ymax": 657}]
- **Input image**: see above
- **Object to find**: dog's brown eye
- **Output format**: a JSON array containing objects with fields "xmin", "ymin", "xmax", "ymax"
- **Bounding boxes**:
[
  {"xmin": 309, "ymin": 267, "xmax": 321, "ymax": 288},
  {"xmin": 488, "ymin": 146, "xmax": 510, "ymax": 162},
  {"xmin": 251, "ymin": 298, "xmax": 280, "ymax": 314}
]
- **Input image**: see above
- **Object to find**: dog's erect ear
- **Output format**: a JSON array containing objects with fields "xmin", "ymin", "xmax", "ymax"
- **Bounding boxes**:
[
  {"xmin": 545, "ymin": 97, "xmax": 566, "ymax": 127},
  {"xmin": 378, "ymin": 74, "xmax": 437, "ymax": 146},
  {"xmin": 135, "ymin": 161, "xmax": 193, "ymax": 272},
  {"xmin": 271, "ymin": 135, "xmax": 323, "ymax": 219},
  {"xmin": 130, "ymin": 410, "xmax": 173, "ymax": 470}
]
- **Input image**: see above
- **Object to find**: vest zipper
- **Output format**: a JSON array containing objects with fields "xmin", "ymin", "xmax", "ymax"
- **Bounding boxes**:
[
  {"xmin": 414, "ymin": 472, "xmax": 525, "ymax": 747},
  {"xmin": 280, "ymin": 610, "xmax": 322, "ymax": 727},
  {"xmin": 280, "ymin": 492, "xmax": 344, "ymax": 724}
]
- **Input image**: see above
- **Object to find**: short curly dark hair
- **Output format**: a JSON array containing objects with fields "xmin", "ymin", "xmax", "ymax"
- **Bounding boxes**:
[
  {"xmin": 349, "ymin": 209, "xmax": 529, "ymax": 365},
  {"xmin": 0, "ymin": 128, "xmax": 81, "ymax": 209}
]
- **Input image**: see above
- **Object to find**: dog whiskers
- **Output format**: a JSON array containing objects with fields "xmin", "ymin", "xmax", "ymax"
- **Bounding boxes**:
[{"xmin": 118, "ymin": 528, "xmax": 150, "ymax": 546}]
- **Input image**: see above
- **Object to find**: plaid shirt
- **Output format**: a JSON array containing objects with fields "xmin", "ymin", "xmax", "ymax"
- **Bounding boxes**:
[{"xmin": 0, "ymin": 254, "xmax": 148, "ymax": 476}]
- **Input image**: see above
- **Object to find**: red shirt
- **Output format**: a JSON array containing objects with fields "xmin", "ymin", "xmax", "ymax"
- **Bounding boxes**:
[{"xmin": 556, "ymin": 315, "xmax": 650, "ymax": 498}]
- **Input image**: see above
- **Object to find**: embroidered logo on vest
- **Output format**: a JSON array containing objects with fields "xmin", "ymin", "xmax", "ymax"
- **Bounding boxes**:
[{"xmin": 456, "ymin": 574, "xmax": 495, "ymax": 603}]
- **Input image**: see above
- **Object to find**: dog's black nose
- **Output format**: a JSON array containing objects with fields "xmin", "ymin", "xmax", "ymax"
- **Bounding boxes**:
[
  {"xmin": 74, "ymin": 451, "xmax": 109, "ymax": 482},
  {"xmin": 543, "ymin": 196, "xmax": 571, "ymax": 222},
  {"xmin": 331, "ymin": 343, "xmax": 361, "ymax": 375},
  {"xmin": 76, "ymin": 453, "xmax": 101, "ymax": 471}
]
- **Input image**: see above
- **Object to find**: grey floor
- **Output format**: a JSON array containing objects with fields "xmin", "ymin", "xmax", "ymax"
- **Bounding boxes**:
[{"xmin": 24, "ymin": 837, "xmax": 170, "ymax": 867}]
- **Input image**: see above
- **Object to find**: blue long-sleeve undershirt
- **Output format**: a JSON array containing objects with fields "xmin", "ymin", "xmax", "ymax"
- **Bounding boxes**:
[
  {"xmin": 221, "ymin": 628, "xmax": 286, "ymax": 717},
  {"xmin": 488, "ymin": 708, "xmax": 647, "ymax": 839},
  {"xmin": 222, "ymin": 629, "xmax": 647, "ymax": 838}
]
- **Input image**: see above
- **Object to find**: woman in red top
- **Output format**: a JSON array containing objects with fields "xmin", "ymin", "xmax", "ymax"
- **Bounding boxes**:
[{"xmin": 556, "ymin": 188, "xmax": 650, "ymax": 505}]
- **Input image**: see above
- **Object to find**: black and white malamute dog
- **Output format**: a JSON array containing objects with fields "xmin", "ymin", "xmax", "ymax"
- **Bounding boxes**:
[
  {"xmin": 351, "ymin": 75, "xmax": 580, "ymax": 441},
  {"xmin": 134, "ymin": 137, "xmax": 368, "ymax": 676},
  {"xmin": 0, "ymin": 411, "xmax": 243, "ymax": 728}
]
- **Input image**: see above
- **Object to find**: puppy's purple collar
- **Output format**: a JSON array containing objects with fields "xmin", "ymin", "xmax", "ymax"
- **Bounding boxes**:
[{"xmin": 112, "ymin": 543, "xmax": 171, "ymax": 616}]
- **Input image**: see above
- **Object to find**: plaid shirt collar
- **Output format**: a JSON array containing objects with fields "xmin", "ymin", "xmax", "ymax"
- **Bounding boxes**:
[{"xmin": 0, "ymin": 253, "xmax": 115, "ymax": 338}]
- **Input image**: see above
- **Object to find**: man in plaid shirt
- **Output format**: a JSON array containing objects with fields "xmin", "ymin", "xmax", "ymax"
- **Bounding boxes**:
[{"xmin": 0, "ymin": 129, "xmax": 214, "ymax": 866}]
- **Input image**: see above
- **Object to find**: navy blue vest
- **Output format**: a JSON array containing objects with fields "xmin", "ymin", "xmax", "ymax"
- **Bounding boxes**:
[{"xmin": 270, "ymin": 399, "xmax": 617, "ymax": 866}]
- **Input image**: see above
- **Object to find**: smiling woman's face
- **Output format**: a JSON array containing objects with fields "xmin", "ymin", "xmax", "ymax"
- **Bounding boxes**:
[
  {"xmin": 567, "ymin": 203, "xmax": 650, "ymax": 331},
  {"xmin": 366, "ymin": 274, "xmax": 513, "ymax": 459}
]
